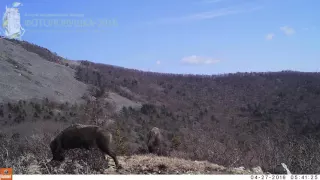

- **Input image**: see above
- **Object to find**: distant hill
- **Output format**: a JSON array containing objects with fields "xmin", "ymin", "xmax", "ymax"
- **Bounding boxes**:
[{"xmin": 1, "ymin": 37, "xmax": 320, "ymax": 174}]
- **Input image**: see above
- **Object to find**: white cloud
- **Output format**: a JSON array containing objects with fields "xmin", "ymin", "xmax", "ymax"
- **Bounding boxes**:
[
  {"xmin": 202, "ymin": 0, "xmax": 223, "ymax": 3},
  {"xmin": 280, "ymin": 26, "xmax": 295, "ymax": 36},
  {"xmin": 181, "ymin": 55, "xmax": 220, "ymax": 65},
  {"xmin": 265, "ymin": 33, "xmax": 274, "ymax": 40},
  {"xmin": 156, "ymin": 60, "xmax": 161, "ymax": 65},
  {"xmin": 303, "ymin": 27, "xmax": 316, "ymax": 31},
  {"xmin": 154, "ymin": 6, "xmax": 262, "ymax": 24}
]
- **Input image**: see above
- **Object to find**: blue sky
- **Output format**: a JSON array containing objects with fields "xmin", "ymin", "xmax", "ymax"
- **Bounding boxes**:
[{"xmin": 0, "ymin": 0, "xmax": 319, "ymax": 75}]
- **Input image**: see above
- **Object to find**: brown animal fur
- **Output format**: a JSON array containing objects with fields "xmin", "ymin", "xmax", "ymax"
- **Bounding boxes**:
[
  {"xmin": 49, "ymin": 124, "xmax": 121, "ymax": 168},
  {"xmin": 147, "ymin": 127, "xmax": 164, "ymax": 155}
]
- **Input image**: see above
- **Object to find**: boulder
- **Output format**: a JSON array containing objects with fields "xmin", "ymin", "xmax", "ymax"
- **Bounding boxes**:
[{"xmin": 251, "ymin": 166, "xmax": 263, "ymax": 174}]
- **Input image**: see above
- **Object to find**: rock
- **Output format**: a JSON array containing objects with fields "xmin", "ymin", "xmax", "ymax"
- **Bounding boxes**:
[
  {"xmin": 235, "ymin": 166, "xmax": 245, "ymax": 171},
  {"xmin": 230, "ymin": 166, "xmax": 247, "ymax": 174},
  {"xmin": 274, "ymin": 163, "xmax": 291, "ymax": 174},
  {"xmin": 251, "ymin": 166, "xmax": 263, "ymax": 174}
]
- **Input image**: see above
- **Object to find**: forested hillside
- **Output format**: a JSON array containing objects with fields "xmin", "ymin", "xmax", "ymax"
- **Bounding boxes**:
[{"xmin": 1, "ymin": 37, "xmax": 320, "ymax": 173}]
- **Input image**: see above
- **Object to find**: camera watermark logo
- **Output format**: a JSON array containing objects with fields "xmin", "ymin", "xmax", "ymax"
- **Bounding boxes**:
[
  {"xmin": 0, "ymin": 168, "xmax": 13, "ymax": 180},
  {"xmin": 1, "ymin": 2, "xmax": 118, "ymax": 39},
  {"xmin": 1, "ymin": 2, "xmax": 25, "ymax": 40}
]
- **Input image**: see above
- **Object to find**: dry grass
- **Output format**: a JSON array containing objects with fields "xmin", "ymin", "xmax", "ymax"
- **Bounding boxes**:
[
  {"xmin": 0, "ymin": 132, "xmax": 263, "ymax": 175},
  {"xmin": 5, "ymin": 154, "xmax": 265, "ymax": 175},
  {"xmin": 103, "ymin": 155, "xmax": 264, "ymax": 174},
  {"xmin": 116, "ymin": 154, "xmax": 227, "ymax": 174}
]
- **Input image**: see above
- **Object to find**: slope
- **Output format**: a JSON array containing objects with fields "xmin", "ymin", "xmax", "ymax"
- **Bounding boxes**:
[{"xmin": 0, "ymin": 38, "xmax": 88, "ymax": 103}]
